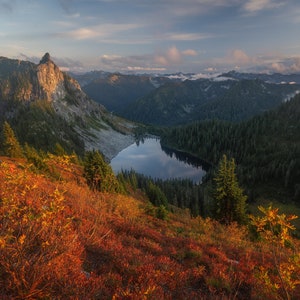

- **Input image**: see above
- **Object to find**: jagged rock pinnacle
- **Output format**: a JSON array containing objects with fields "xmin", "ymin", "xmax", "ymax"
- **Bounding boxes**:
[{"xmin": 39, "ymin": 52, "xmax": 51, "ymax": 64}]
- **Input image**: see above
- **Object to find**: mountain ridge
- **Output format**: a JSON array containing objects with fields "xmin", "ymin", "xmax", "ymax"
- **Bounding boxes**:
[
  {"xmin": 0, "ymin": 53, "xmax": 135, "ymax": 159},
  {"xmin": 124, "ymin": 77, "xmax": 300, "ymax": 125},
  {"xmin": 72, "ymin": 69, "xmax": 300, "ymax": 125}
]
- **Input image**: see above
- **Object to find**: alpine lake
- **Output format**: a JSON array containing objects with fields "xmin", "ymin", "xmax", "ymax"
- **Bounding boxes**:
[{"xmin": 110, "ymin": 138, "xmax": 209, "ymax": 184}]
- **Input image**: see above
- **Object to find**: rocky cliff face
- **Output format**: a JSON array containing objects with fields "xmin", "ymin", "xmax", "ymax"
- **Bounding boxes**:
[
  {"xmin": 0, "ymin": 53, "xmax": 135, "ymax": 159},
  {"xmin": 37, "ymin": 53, "xmax": 65, "ymax": 101}
]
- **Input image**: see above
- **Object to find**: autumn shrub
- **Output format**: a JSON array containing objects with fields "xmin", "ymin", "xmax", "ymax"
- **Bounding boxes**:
[
  {"xmin": 24, "ymin": 142, "xmax": 50, "ymax": 173},
  {"xmin": 0, "ymin": 156, "xmax": 299, "ymax": 299},
  {"xmin": 0, "ymin": 161, "xmax": 96, "ymax": 298},
  {"xmin": 250, "ymin": 205, "xmax": 300, "ymax": 300}
]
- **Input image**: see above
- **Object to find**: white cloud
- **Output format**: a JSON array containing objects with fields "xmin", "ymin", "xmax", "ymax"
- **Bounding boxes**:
[
  {"xmin": 126, "ymin": 66, "xmax": 166, "ymax": 72},
  {"xmin": 214, "ymin": 49, "xmax": 254, "ymax": 67},
  {"xmin": 57, "ymin": 23, "xmax": 139, "ymax": 40},
  {"xmin": 213, "ymin": 50, "xmax": 300, "ymax": 74},
  {"xmin": 243, "ymin": 0, "xmax": 284, "ymax": 13},
  {"xmin": 154, "ymin": 46, "xmax": 199, "ymax": 66},
  {"xmin": 290, "ymin": 58, "xmax": 300, "ymax": 72},
  {"xmin": 269, "ymin": 57, "xmax": 300, "ymax": 73},
  {"xmin": 154, "ymin": 55, "xmax": 169, "ymax": 66},
  {"xmin": 230, "ymin": 49, "xmax": 252, "ymax": 65},
  {"xmin": 68, "ymin": 27, "xmax": 99, "ymax": 40},
  {"xmin": 205, "ymin": 67, "xmax": 217, "ymax": 72},
  {"xmin": 270, "ymin": 62, "xmax": 286, "ymax": 73},
  {"xmin": 167, "ymin": 46, "xmax": 182, "ymax": 64},
  {"xmin": 182, "ymin": 49, "xmax": 197, "ymax": 56},
  {"xmin": 168, "ymin": 33, "xmax": 211, "ymax": 41},
  {"xmin": 99, "ymin": 46, "xmax": 198, "ymax": 72},
  {"xmin": 101, "ymin": 53, "xmax": 159, "ymax": 71}
]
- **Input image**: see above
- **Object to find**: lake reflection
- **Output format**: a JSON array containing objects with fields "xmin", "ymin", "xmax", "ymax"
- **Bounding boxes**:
[{"xmin": 110, "ymin": 138, "xmax": 206, "ymax": 183}]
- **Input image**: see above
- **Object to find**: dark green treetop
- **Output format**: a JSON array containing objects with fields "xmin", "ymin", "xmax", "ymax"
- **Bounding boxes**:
[{"xmin": 213, "ymin": 154, "xmax": 247, "ymax": 224}]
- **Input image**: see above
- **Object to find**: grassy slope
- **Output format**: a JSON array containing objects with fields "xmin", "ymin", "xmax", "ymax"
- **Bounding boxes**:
[{"xmin": 0, "ymin": 156, "xmax": 299, "ymax": 299}]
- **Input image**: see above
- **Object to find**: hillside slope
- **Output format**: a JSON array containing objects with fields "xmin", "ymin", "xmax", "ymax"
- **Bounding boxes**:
[
  {"xmin": 0, "ymin": 155, "xmax": 299, "ymax": 299},
  {"xmin": 124, "ymin": 78, "xmax": 300, "ymax": 126},
  {"xmin": 0, "ymin": 54, "xmax": 134, "ymax": 159},
  {"xmin": 161, "ymin": 93, "xmax": 300, "ymax": 202},
  {"xmin": 81, "ymin": 73, "xmax": 170, "ymax": 115}
]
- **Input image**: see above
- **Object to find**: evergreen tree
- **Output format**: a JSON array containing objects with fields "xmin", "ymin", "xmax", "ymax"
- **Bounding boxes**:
[
  {"xmin": 53, "ymin": 143, "xmax": 67, "ymax": 156},
  {"xmin": 83, "ymin": 150, "xmax": 121, "ymax": 193},
  {"xmin": 1, "ymin": 121, "xmax": 24, "ymax": 158},
  {"xmin": 213, "ymin": 154, "xmax": 247, "ymax": 224}
]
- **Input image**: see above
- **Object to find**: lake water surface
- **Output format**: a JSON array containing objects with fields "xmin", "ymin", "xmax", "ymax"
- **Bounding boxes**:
[{"xmin": 110, "ymin": 138, "xmax": 207, "ymax": 183}]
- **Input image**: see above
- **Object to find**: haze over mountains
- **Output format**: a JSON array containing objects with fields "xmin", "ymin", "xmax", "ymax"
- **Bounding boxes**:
[{"xmin": 74, "ymin": 69, "xmax": 300, "ymax": 126}]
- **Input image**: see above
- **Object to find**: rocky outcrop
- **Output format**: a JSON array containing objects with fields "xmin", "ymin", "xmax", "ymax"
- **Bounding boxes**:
[
  {"xmin": 0, "ymin": 53, "xmax": 135, "ymax": 159},
  {"xmin": 37, "ymin": 53, "xmax": 65, "ymax": 101}
]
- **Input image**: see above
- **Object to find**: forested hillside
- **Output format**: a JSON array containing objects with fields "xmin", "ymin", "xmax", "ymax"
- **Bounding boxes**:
[
  {"xmin": 124, "ymin": 78, "xmax": 300, "ymax": 125},
  {"xmin": 81, "ymin": 73, "xmax": 170, "ymax": 115},
  {"xmin": 161, "ymin": 94, "xmax": 300, "ymax": 202}
]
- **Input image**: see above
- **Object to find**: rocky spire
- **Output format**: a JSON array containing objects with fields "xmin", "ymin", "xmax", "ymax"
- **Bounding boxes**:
[{"xmin": 39, "ymin": 52, "xmax": 51, "ymax": 64}]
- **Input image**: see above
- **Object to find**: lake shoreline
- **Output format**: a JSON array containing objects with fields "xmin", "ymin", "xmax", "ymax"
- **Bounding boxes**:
[{"xmin": 111, "ymin": 138, "xmax": 207, "ymax": 183}]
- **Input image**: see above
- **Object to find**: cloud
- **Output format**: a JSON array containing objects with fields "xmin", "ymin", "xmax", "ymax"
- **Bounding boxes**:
[
  {"xmin": 167, "ymin": 33, "xmax": 211, "ymax": 41},
  {"xmin": 182, "ymin": 49, "xmax": 197, "ymax": 56},
  {"xmin": 66, "ymin": 27, "xmax": 100, "ymax": 40},
  {"xmin": 57, "ymin": 23, "xmax": 139, "ymax": 40},
  {"xmin": 243, "ymin": 0, "xmax": 284, "ymax": 13},
  {"xmin": 154, "ymin": 55, "xmax": 169, "ymax": 66},
  {"xmin": 213, "ymin": 50, "xmax": 300, "ymax": 74},
  {"xmin": 167, "ymin": 46, "xmax": 182, "ymax": 64},
  {"xmin": 100, "ymin": 53, "xmax": 160, "ymax": 72},
  {"xmin": 99, "ymin": 47, "xmax": 197, "ymax": 72},
  {"xmin": 214, "ymin": 49, "xmax": 254, "ymax": 68},
  {"xmin": 269, "ymin": 57, "xmax": 300, "ymax": 73},
  {"xmin": 126, "ymin": 66, "xmax": 166, "ymax": 72},
  {"xmin": 154, "ymin": 46, "xmax": 198, "ymax": 66},
  {"xmin": 270, "ymin": 62, "xmax": 286, "ymax": 73},
  {"xmin": 230, "ymin": 49, "xmax": 252, "ymax": 65}
]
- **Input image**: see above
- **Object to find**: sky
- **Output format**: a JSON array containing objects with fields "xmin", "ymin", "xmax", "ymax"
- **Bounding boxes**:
[{"xmin": 1, "ymin": 0, "xmax": 300, "ymax": 74}]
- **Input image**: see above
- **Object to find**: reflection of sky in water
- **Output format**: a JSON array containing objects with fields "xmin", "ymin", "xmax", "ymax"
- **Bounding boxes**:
[{"xmin": 110, "ymin": 138, "xmax": 205, "ymax": 183}]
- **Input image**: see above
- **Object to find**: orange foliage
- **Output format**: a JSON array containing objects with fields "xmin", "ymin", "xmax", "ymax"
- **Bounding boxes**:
[{"xmin": 0, "ymin": 156, "xmax": 299, "ymax": 299}]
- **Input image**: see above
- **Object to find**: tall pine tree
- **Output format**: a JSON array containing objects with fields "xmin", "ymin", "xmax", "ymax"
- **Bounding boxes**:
[
  {"xmin": 213, "ymin": 154, "xmax": 247, "ymax": 224},
  {"xmin": 83, "ymin": 150, "xmax": 121, "ymax": 193},
  {"xmin": 1, "ymin": 121, "xmax": 24, "ymax": 158}
]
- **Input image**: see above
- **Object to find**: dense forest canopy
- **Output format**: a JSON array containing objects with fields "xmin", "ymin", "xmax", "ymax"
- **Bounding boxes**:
[{"xmin": 160, "ymin": 94, "xmax": 300, "ymax": 203}]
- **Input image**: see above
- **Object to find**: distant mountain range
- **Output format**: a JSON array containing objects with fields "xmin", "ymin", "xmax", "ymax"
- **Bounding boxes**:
[
  {"xmin": 221, "ymin": 70, "xmax": 300, "ymax": 84},
  {"xmin": 77, "ymin": 73, "xmax": 170, "ymax": 115},
  {"xmin": 0, "ymin": 54, "xmax": 134, "ymax": 159},
  {"xmin": 1, "ymin": 53, "xmax": 300, "ymax": 157},
  {"xmin": 72, "ymin": 69, "xmax": 300, "ymax": 126},
  {"xmin": 125, "ymin": 78, "xmax": 300, "ymax": 125}
]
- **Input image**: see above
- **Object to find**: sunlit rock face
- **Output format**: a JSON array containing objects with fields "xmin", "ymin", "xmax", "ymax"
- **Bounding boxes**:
[
  {"xmin": 37, "ymin": 53, "xmax": 66, "ymax": 101},
  {"xmin": 0, "ymin": 53, "xmax": 136, "ymax": 159}
]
